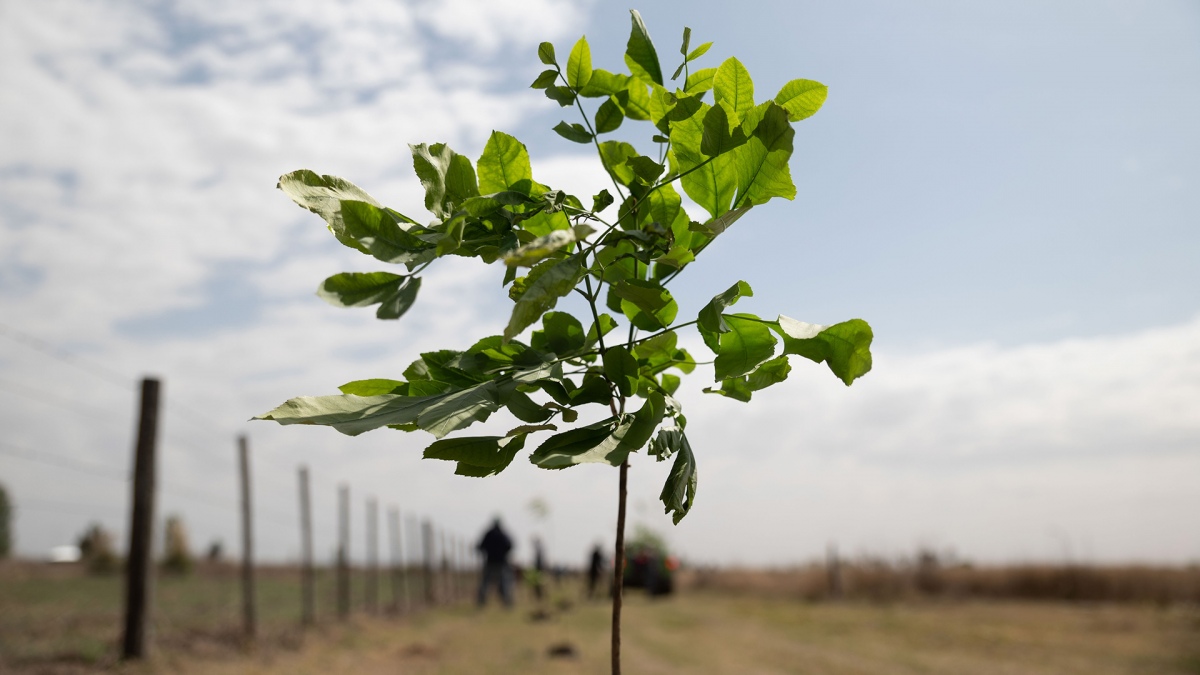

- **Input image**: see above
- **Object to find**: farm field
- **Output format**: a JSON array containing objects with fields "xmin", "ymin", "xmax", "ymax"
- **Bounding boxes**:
[{"xmin": 2, "ymin": 565, "xmax": 1198, "ymax": 674}]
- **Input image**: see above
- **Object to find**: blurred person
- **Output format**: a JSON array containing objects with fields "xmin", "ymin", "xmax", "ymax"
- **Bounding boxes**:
[
  {"xmin": 531, "ymin": 536, "xmax": 546, "ymax": 601},
  {"xmin": 587, "ymin": 543, "xmax": 606, "ymax": 599},
  {"xmin": 476, "ymin": 517, "xmax": 514, "ymax": 607}
]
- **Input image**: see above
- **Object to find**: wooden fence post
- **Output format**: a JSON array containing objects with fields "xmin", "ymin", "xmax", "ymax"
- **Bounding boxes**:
[
  {"xmin": 337, "ymin": 485, "xmax": 350, "ymax": 619},
  {"xmin": 422, "ymin": 520, "xmax": 435, "ymax": 606},
  {"xmin": 827, "ymin": 543, "xmax": 843, "ymax": 599},
  {"xmin": 388, "ymin": 507, "xmax": 406, "ymax": 614},
  {"xmin": 298, "ymin": 465, "xmax": 315, "ymax": 626},
  {"xmin": 366, "ymin": 497, "xmax": 378, "ymax": 614},
  {"xmin": 121, "ymin": 377, "xmax": 160, "ymax": 660},
  {"xmin": 238, "ymin": 436, "xmax": 257, "ymax": 644},
  {"xmin": 407, "ymin": 515, "xmax": 422, "ymax": 608},
  {"xmin": 442, "ymin": 530, "xmax": 451, "ymax": 603}
]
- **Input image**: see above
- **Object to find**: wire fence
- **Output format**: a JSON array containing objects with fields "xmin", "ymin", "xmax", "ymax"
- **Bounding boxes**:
[{"xmin": 0, "ymin": 321, "xmax": 491, "ymax": 653}]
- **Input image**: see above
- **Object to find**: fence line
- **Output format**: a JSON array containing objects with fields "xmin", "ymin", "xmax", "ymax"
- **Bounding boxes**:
[{"xmin": 0, "ymin": 325, "xmax": 489, "ymax": 650}]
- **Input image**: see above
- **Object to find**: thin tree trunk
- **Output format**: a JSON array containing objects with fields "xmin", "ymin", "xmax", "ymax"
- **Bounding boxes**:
[{"xmin": 611, "ymin": 460, "xmax": 629, "ymax": 675}]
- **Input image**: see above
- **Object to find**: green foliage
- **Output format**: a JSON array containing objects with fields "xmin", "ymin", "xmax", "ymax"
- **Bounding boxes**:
[{"xmin": 257, "ymin": 10, "xmax": 873, "ymax": 525}]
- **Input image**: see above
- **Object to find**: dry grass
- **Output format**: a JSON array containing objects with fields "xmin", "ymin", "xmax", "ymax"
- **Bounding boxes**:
[
  {"xmin": 171, "ymin": 593, "xmax": 1200, "ymax": 675},
  {"xmin": 679, "ymin": 560, "xmax": 1200, "ymax": 604},
  {"xmin": 2, "ymin": 560, "xmax": 1199, "ymax": 674}
]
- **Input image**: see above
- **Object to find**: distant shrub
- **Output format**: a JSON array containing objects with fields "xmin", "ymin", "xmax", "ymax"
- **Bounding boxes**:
[
  {"xmin": 162, "ymin": 515, "xmax": 193, "ymax": 575},
  {"xmin": 77, "ymin": 523, "xmax": 118, "ymax": 575}
]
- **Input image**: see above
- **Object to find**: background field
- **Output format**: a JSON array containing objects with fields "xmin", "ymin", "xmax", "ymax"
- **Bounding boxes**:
[{"xmin": 2, "ymin": 561, "xmax": 1198, "ymax": 675}]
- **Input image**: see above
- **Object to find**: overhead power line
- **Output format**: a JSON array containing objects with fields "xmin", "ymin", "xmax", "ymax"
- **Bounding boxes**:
[
  {"xmin": 0, "ymin": 321, "xmax": 133, "ymax": 390},
  {"xmin": 0, "ymin": 440, "xmax": 129, "ymax": 482}
]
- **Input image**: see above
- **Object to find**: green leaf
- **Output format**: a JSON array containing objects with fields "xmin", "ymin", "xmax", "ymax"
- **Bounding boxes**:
[
  {"xmin": 774, "ymin": 79, "xmax": 828, "ymax": 122},
  {"xmin": 531, "ymin": 311, "xmax": 586, "ymax": 356},
  {"xmin": 697, "ymin": 280, "xmax": 753, "ymax": 350},
  {"xmin": 735, "ymin": 102, "xmax": 796, "ymax": 208},
  {"xmin": 687, "ymin": 42, "xmax": 713, "ymax": 63},
  {"xmin": 684, "ymin": 68, "xmax": 716, "ymax": 96},
  {"xmin": 553, "ymin": 121, "xmax": 594, "ymax": 144},
  {"xmin": 774, "ymin": 317, "xmax": 874, "ymax": 385},
  {"xmin": 255, "ymin": 380, "xmax": 500, "ymax": 438},
  {"xmin": 339, "ymin": 200, "xmax": 434, "ymax": 267},
  {"xmin": 669, "ymin": 101, "xmax": 736, "ymax": 219},
  {"xmin": 507, "ymin": 423, "xmax": 557, "ymax": 437},
  {"xmin": 625, "ymin": 10, "xmax": 663, "ymax": 85},
  {"xmin": 566, "ymin": 36, "xmax": 593, "ymax": 90},
  {"xmin": 527, "ymin": 422, "xmax": 612, "ymax": 469},
  {"xmin": 602, "ymin": 346, "xmax": 639, "ymax": 397},
  {"xmin": 704, "ymin": 376, "xmax": 752, "ymax": 402},
  {"xmin": 375, "ymin": 275, "xmax": 422, "ymax": 319},
  {"xmin": 704, "ymin": 354, "xmax": 790, "ymax": 402},
  {"xmin": 531, "ymin": 69, "xmax": 559, "ymax": 89},
  {"xmin": 278, "ymin": 170, "xmax": 380, "ymax": 254},
  {"xmin": 694, "ymin": 206, "xmax": 751, "ymax": 237},
  {"xmin": 680, "ymin": 26, "xmax": 691, "ymax": 56},
  {"xmin": 579, "ymin": 69, "xmax": 630, "ymax": 98},
  {"xmin": 650, "ymin": 426, "xmax": 681, "ymax": 460},
  {"xmin": 594, "ymin": 97, "xmax": 624, "ymax": 134},
  {"xmin": 660, "ymin": 373, "xmax": 681, "ymax": 395},
  {"xmin": 530, "ymin": 392, "xmax": 665, "ymax": 469},
  {"xmin": 712, "ymin": 313, "xmax": 777, "ymax": 380},
  {"xmin": 584, "ymin": 313, "xmax": 618, "ymax": 350},
  {"xmin": 700, "ymin": 103, "xmax": 749, "ymax": 157},
  {"xmin": 598, "ymin": 141, "xmax": 638, "ymax": 186},
  {"xmin": 545, "ymin": 86, "xmax": 576, "ymax": 107},
  {"xmin": 625, "ymin": 156, "xmax": 665, "ymax": 184},
  {"xmin": 538, "ymin": 42, "xmax": 557, "ymax": 65},
  {"xmin": 410, "ymin": 143, "xmax": 480, "ymax": 220},
  {"xmin": 505, "ymin": 255, "xmax": 585, "ymax": 342},
  {"xmin": 748, "ymin": 354, "xmax": 791, "ymax": 390},
  {"xmin": 506, "ymin": 389, "xmax": 554, "ymax": 423},
  {"xmin": 658, "ymin": 429, "xmax": 696, "ymax": 523},
  {"xmin": 613, "ymin": 81, "xmax": 652, "ymax": 120},
  {"xmin": 414, "ymin": 383, "xmax": 501, "ymax": 438},
  {"xmin": 424, "ymin": 434, "xmax": 528, "ymax": 478},
  {"xmin": 338, "ymin": 379, "xmax": 406, "ymax": 396},
  {"xmin": 569, "ymin": 373, "xmax": 613, "ymax": 406},
  {"xmin": 592, "ymin": 189, "xmax": 614, "ymax": 213},
  {"xmin": 477, "ymin": 132, "xmax": 535, "ymax": 195},
  {"xmin": 713, "ymin": 57, "xmax": 755, "ymax": 123},
  {"xmin": 409, "ymin": 349, "xmax": 489, "ymax": 388},
  {"xmin": 521, "ymin": 209, "xmax": 570, "ymax": 238},
  {"xmin": 613, "ymin": 279, "xmax": 678, "ymax": 331},
  {"xmin": 423, "ymin": 435, "xmax": 512, "ymax": 467},
  {"xmin": 317, "ymin": 272, "xmax": 422, "ymax": 320},
  {"xmin": 503, "ymin": 225, "xmax": 592, "ymax": 267}
]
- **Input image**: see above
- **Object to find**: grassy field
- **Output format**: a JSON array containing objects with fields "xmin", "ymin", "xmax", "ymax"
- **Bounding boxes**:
[{"xmin": 2, "ymin": 564, "xmax": 1198, "ymax": 674}]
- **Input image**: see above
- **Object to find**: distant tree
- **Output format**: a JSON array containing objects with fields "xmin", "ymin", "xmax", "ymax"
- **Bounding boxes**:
[
  {"xmin": 162, "ymin": 514, "xmax": 193, "ymax": 575},
  {"xmin": 0, "ymin": 483, "xmax": 12, "ymax": 558},
  {"xmin": 78, "ymin": 523, "xmax": 117, "ymax": 575}
]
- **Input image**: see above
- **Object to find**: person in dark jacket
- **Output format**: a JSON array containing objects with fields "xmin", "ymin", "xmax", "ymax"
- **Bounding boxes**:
[
  {"xmin": 587, "ymin": 543, "xmax": 605, "ymax": 599},
  {"xmin": 476, "ymin": 517, "xmax": 514, "ymax": 607}
]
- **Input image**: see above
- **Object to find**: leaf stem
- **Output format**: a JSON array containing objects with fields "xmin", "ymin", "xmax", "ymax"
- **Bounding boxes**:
[{"xmin": 560, "ymin": 70, "xmax": 627, "ymax": 204}]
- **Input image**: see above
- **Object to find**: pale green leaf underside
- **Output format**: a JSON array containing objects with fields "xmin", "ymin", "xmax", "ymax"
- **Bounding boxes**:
[
  {"xmin": 775, "ymin": 316, "xmax": 874, "ymax": 385},
  {"xmin": 253, "ymin": 380, "xmax": 499, "ymax": 439}
]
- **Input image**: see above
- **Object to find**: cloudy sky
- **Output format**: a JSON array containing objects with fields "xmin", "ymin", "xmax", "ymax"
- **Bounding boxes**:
[{"xmin": 1, "ymin": 0, "xmax": 1197, "ymax": 567}]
